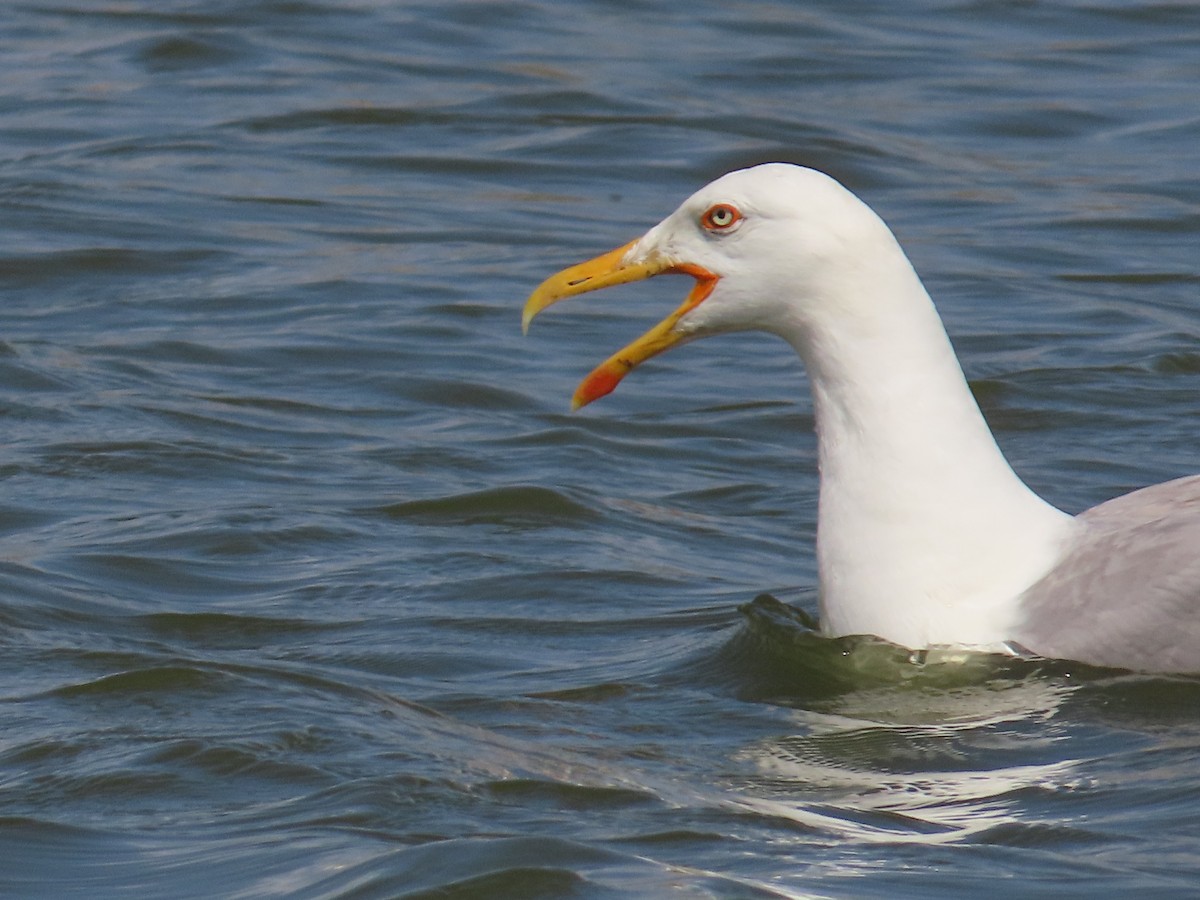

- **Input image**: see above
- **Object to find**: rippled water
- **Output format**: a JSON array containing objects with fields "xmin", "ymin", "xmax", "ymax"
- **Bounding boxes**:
[{"xmin": 2, "ymin": 1, "xmax": 1200, "ymax": 897}]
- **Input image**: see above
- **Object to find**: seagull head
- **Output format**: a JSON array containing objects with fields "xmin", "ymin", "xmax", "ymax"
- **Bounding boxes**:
[{"xmin": 522, "ymin": 163, "xmax": 895, "ymax": 409}]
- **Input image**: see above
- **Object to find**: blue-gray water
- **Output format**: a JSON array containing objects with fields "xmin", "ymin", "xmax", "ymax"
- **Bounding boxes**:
[{"xmin": 2, "ymin": 2, "xmax": 1199, "ymax": 897}]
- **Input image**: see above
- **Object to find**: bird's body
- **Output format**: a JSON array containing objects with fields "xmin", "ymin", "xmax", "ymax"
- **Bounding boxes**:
[
  {"xmin": 1014, "ymin": 474, "xmax": 1200, "ymax": 671},
  {"xmin": 523, "ymin": 163, "xmax": 1200, "ymax": 674}
]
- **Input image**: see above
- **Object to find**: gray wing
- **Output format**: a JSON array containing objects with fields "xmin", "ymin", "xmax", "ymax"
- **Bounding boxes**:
[{"xmin": 1013, "ymin": 474, "xmax": 1200, "ymax": 673}]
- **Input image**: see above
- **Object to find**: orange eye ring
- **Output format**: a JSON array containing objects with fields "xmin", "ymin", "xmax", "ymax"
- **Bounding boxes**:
[{"xmin": 700, "ymin": 203, "xmax": 742, "ymax": 232}]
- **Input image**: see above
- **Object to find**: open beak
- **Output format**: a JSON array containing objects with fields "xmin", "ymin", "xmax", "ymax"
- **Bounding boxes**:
[{"xmin": 522, "ymin": 239, "xmax": 718, "ymax": 410}]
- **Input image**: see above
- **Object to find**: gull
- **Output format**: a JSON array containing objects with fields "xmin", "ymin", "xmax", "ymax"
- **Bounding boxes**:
[{"xmin": 522, "ymin": 163, "xmax": 1200, "ymax": 673}]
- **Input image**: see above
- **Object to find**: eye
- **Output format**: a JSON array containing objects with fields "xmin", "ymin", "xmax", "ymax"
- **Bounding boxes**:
[{"xmin": 700, "ymin": 203, "xmax": 742, "ymax": 232}]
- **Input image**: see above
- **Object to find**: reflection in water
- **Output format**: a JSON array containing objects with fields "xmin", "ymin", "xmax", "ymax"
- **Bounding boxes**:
[
  {"xmin": 713, "ymin": 596, "xmax": 1088, "ymax": 844},
  {"xmin": 735, "ymin": 678, "xmax": 1079, "ymax": 844}
]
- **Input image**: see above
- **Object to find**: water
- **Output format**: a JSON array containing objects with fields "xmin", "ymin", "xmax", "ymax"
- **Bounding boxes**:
[{"xmin": 1, "ymin": 1, "xmax": 1199, "ymax": 896}]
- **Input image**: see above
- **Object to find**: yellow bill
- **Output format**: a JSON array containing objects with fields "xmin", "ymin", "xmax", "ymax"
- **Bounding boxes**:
[{"xmin": 523, "ymin": 240, "xmax": 718, "ymax": 410}]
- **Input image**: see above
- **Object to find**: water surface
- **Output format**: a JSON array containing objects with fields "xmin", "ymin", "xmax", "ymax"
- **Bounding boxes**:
[{"xmin": 2, "ymin": 1, "xmax": 1200, "ymax": 897}]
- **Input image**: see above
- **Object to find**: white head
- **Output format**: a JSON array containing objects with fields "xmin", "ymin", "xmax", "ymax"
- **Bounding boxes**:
[{"xmin": 523, "ymin": 163, "xmax": 914, "ymax": 408}]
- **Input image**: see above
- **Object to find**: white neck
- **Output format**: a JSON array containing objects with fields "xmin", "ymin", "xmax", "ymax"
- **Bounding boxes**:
[{"xmin": 776, "ymin": 236, "xmax": 1075, "ymax": 650}]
